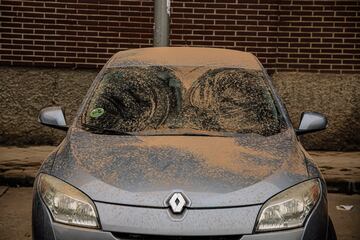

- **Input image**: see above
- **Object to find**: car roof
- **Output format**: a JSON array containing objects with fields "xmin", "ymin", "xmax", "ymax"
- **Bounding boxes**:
[{"xmin": 106, "ymin": 47, "xmax": 262, "ymax": 71}]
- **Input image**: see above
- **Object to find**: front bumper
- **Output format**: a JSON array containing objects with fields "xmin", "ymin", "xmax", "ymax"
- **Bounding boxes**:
[
  {"xmin": 50, "ymin": 223, "xmax": 304, "ymax": 240},
  {"xmin": 32, "ymin": 187, "xmax": 328, "ymax": 240}
]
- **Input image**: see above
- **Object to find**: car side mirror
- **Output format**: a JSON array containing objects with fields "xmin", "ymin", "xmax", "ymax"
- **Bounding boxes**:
[
  {"xmin": 296, "ymin": 112, "xmax": 327, "ymax": 135},
  {"xmin": 38, "ymin": 106, "xmax": 69, "ymax": 131}
]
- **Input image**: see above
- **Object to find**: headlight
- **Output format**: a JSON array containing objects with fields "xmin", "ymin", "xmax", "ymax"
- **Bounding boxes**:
[
  {"xmin": 255, "ymin": 179, "xmax": 321, "ymax": 232},
  {"xmin": 38, "ymin": 174, "xmax": 99, "ymax": 228}
]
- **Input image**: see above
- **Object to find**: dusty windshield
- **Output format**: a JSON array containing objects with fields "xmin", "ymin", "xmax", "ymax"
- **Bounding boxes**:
[{"xmin": 82, "ymin": 66, "xmax": 284, "ymax": 136}]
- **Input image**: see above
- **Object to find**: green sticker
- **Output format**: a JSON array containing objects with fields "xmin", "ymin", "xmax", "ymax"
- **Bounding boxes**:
[{"xmin": 90, "ymin": 108, "xmax": 105, "ymax": 118}]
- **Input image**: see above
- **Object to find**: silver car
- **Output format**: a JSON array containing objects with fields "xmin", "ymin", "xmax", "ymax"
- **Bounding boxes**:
[{"xmin": 33, "ymin": 47, "xmax": 336, "ymax": 240}]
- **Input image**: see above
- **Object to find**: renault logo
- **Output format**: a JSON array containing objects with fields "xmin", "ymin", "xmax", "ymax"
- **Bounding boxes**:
[{"xmin": 168, "ymin": 192, "xmax": 186, "ymax": 214}]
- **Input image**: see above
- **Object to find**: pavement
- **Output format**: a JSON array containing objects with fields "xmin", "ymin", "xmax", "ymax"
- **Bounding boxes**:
[
  {"xmin": 328, "ymin": 193, "xmax": 360, "ymax": 240},
  {"xmin": 0, "ymin": 187, "xmax": 32, "ymax": 240},
  {"xmin": 0, "ymin": 146, "xmax": 359, "ymax": 193},
  {"xmin": 0, "ymin": 187, "xmax": 358, "ymax": 240}
]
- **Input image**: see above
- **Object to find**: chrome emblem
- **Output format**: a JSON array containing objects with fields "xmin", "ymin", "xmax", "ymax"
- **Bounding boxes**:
[{"xmin": 169, "ymin": 192, "xmax": 186, "ymax": 214}]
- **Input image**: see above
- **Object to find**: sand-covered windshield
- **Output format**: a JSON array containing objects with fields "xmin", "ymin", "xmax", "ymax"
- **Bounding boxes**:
[{"xmin": 82, "ymin": 66, "xmax": 284, "ymax": 136}]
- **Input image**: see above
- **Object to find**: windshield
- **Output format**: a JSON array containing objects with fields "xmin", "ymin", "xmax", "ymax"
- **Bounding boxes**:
[{"xmin": 82, "ymin": 66, "xmax": 284, "ymax": 136}]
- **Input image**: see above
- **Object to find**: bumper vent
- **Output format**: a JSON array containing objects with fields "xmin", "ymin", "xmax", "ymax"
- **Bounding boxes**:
[{"xmin": 112, "ymin": 232, "xmax": 243, "ymax": 240}]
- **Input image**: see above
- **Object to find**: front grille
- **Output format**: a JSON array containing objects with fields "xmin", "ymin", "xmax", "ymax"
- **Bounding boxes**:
[{"xmin": 112, "ymin": 232, "xmax": 243, "ymax": 240}]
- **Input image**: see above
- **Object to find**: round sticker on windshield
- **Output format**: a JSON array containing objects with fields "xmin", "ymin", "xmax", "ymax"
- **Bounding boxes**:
[{"xmin": 90, "ymin": 108, "xmax": 105, "ymax": 118}]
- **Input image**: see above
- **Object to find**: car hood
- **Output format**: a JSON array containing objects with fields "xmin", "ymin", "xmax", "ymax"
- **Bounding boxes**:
[{"xmin": 49, "ymin": 127, "xmax": 309, "ymax": 208}]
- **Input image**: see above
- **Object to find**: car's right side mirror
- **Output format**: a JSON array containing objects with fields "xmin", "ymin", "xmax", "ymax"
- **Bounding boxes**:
[{"xmin": 295, "ymin": 112, "xmax": 327, "ymax": 135}]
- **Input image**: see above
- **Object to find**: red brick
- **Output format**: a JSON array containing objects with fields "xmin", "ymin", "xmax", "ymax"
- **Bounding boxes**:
[{"xmin": 0, "ymin": 0, "xmax": 358, "ymax": 73}]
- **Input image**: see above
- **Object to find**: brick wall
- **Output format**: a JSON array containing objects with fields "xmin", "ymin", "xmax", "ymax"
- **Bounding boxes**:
[{"xmin": 0, "ymin": 0, "xmax": 359, "ymax": 73}]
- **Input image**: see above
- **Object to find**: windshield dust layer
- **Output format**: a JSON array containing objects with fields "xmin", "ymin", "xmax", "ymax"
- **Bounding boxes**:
[{"xmin": 83, "ymin": 66, "xmax": 282, "ymax": 136}]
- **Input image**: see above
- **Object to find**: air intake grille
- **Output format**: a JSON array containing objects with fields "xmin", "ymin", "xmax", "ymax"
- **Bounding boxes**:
[{"xmin": 112, "ymin": 232, "xmax": 243, "ymax": 240}]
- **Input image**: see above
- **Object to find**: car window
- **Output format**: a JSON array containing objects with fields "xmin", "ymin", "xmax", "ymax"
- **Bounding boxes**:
[{"xmin": 82, "ymin": 66, "xmax": 284, "ymax": 136}]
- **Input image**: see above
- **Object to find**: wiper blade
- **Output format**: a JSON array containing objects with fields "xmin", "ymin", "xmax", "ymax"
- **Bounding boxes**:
[
  {"xmin": 98, "ymin": 129, "xmax": 132, "ymax": 136},
  {"xmin": 84, "ymin": 126, "xmax": 132, "ymax": 136},
  {"xmin": 180, "ymin": 132, "xmax": 212, "ymax": 136}
]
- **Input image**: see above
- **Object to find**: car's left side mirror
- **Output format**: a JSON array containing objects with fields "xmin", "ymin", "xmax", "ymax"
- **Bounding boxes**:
[
  {"xmin": 295, "ymin": 112, "xmax": 327, "ymax": 135},
  {"xmin": 38, "ymin": 106, "xmax": 69, "ymax": 131}
]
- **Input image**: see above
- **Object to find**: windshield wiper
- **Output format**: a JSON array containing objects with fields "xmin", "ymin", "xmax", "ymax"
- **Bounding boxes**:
[
  {"xmin": 180, "ymin": 132, "xmax": 212, "ymax": 136},
  {"xmin": 84, "ymin": 125, "xmax": 132, "ymax": 136}
]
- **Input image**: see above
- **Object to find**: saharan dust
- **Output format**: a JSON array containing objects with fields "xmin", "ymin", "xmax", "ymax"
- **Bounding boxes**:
[
  {"xmin": 67, "ymin": 56, "xmax": 307, "ymax": 192},
  {"xmin": 84, "ymin": 66, "xmax": 282, "ymax": 137},
  {"xmin": 67, "ymin": 127, "xmax": 308, "ymax": 193},
  {"xmin": 107, "ymin": 47, "xmax": 262, "ymax": 70}
]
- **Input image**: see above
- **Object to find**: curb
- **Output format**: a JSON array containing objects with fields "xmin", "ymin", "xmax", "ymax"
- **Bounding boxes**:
[
  {"xmin": 326, "ymin": 179, "xmax": 359, "ymax": 195},
  {"xmin": 0, "ymin": 175, "xmax": 35, "ymax": 187}
]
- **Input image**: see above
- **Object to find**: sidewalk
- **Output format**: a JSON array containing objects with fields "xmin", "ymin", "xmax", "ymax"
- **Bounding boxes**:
[{"xmin": 0, "ymin": 146, "xmax": 359, "ymax": 193}]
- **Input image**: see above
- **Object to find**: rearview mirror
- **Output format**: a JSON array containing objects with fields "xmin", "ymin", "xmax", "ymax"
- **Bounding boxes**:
[
  {"xmin": 38, "ymin": 106, "xmax": 68, "ymax": 131},
  {"xmin": 296, "ymin": 112, "xmax": 327, "ymax": 135}
]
